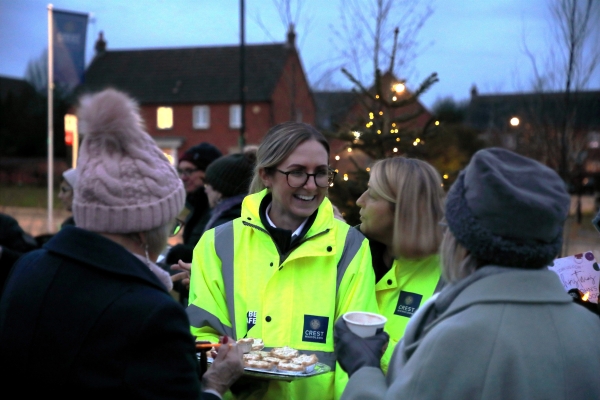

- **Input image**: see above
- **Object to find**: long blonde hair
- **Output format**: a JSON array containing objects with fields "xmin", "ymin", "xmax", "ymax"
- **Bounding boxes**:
[
  {"xmin": 369, "ymin": 157, "xmax": 444, "ymax": 259},
  {"xmin": 440, "ymin": 229, "xmax": 480, "ymax": 283}
]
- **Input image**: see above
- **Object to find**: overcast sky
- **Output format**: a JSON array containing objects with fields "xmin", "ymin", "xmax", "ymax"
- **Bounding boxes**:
[{"xmin": 0, "ymin": 0, "xmax": 598, "ymax": 109}]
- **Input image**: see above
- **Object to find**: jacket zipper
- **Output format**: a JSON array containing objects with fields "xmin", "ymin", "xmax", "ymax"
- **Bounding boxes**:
[{"xmin": 241, "ymin": 220, "xmax": 330, "ymax": 267}]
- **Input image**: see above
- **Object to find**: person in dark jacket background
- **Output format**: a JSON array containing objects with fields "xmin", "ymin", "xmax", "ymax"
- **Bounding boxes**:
[
  {"xmin": 171, "ymin": 147, "xmax": 256, "ymax": 293},
  {"xmin": 202, "ymin": 147, "xmax": 256, "ymax": 234},
  {"xmin": 166, "ymin": 142, "xmax": 222, "ymax": 266},
  {"xmin": 0, "ymin": 88, "xmax": 243, "ymax": 399},
  {"xmin": 0, "ymin": 213, "xmax": 38, "ymax": 293}
]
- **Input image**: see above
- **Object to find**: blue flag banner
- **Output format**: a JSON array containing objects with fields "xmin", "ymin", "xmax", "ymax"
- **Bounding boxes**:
[{"xmin": 52, "ymin": 9, "xmax": 88, "ymax": 92}]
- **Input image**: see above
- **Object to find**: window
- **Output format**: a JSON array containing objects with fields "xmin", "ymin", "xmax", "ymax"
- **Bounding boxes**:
[
  {"xmin": 157, "ymin": 107, "xmax": 173, "ymax": 129},
  {"xmin": 295, "ymin": 109, "xmax": 303, "ymax": 123},
  {"xmin": 193, "ymin": 105, "xmax": 210, "ymax": 129},
  {"xmin": 229, "ymin": 104, "xmax": 242, "ymax": 129}
]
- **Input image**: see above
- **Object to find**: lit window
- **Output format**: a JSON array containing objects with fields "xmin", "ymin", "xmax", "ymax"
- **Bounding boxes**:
[
  {"xmin": 230, "ymin": 104, "xmax": 242, "ymax": 129},
  {"xmin": 157, "ymin": 107, "xmax": 173, "ymax": 129},
  {"xmin": 193, "ymin": 105, "xmax": 210, "ymax": 129}
]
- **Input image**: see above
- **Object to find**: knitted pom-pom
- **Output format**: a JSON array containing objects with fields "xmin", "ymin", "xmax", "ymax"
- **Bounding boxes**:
[
  {"xmin": 73, "ymin": 88, "xmax": 186, "ymax": 234},
  {"xmin": 77, "ymin": 88, "xmax": 144, "ymax": 143}
]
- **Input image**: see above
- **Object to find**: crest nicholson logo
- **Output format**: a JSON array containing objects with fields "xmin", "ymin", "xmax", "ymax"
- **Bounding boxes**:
[
  {"xmin": 395, "ymin": 291, "xmax": 423, "ymax": 317},
  {"xmin": 303, "ymin": 315, "xmax": 329, "ymax": 343}
]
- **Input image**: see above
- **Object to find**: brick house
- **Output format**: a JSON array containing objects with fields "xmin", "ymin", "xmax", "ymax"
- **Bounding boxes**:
[{"xmin": 78, "ymin": 26, "xmax": 315, "ymax": 161}]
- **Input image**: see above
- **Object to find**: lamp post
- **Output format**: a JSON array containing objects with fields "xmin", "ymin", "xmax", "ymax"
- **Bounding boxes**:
[
  {"xmin": 238, "ymin": 0, "xmax": 246, "ymax": 151},
  {"xmin": 509, "ymin": 116, "xmax": 520, "ymax": 151}
]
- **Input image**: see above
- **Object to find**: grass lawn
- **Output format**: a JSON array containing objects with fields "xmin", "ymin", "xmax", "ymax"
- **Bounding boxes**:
[{"xmin": 0, "ymin": 185, "xmax": 61, "ymax": 208}]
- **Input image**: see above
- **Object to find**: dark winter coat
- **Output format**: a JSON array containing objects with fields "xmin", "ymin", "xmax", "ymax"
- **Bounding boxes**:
[
  {"xmin": 0, "ymin": 213, "xmax": 38, "ymax": 293},
  {"xmin": 0, "ymin": 226, "xmax": 202, "ymax": 399}
]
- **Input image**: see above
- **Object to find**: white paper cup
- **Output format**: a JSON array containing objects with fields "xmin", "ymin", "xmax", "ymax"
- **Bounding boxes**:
[{"xmin": 342, "ymin": 311, "xmax": 387, "ymax": 338}]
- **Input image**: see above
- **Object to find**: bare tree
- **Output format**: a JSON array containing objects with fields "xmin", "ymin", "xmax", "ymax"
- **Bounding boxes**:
[
  {"xmin": 521, "ymin": 0, "xmax": 600, "ymax": 180},
  {"xmin": 24, "ymin": 49, "xmax": 73, "ymax": 102},
  {"xmin": 313, "ymin": 0, "xmax": 434, "ymax": 90},
  {"xmin": 321, "ymin": 1, "xmax": 438, "ymax": 224},
  {"xmin": 24, "ymin": 51, "xmax": 48, "ymax": 94},
  {"xmin": 251, "ymin": 0, "xmax": 315, "ymax": 122},
  {"xmin": 254, "ymin": 0, "xmax": 313, "ymax": 43}
]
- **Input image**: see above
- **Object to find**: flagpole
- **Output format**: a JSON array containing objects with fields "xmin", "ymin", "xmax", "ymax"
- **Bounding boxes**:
[{"xmin": 47, "ymin": 4, "xmax": 54, "ymax": 233}]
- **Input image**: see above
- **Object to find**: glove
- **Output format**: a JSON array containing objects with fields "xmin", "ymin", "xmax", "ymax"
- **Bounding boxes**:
[{"xmin": 333, "ymin": 316, "xmax": 389, "ymax": 377}]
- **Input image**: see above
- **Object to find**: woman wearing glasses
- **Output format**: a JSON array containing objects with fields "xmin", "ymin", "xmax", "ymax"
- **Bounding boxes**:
[
  {"xmin": 187, "ymin": 122, "xmax": 378, "ymax": 400},
  {"xmin": 165, "ymin": 142, "xmax": 222, "ymax": 267}
]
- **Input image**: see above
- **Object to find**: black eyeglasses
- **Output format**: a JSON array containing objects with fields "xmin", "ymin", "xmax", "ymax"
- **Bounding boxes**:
[
  {"xmin": 275, "ymin": 168, "xmax": 337, "ymax": 188},
  {"xmin": 177, "ymin": 168, "xmax": 199, "ymax": 177},
  {"xmin": 170, "ymin": 219, "xmax": 185, "ymax": 237}
]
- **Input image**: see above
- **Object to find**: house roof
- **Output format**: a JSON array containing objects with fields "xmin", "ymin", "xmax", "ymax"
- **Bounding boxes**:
[
  {"xmin": 313, "ymin": 91, "xmax": 360, "ymax": 131},
  {"xmin": 467, "ymin": 90, "xmax": 600, "ymax": 131},
  {"xmin": 80, "ymin": 43, "xmax": 294, "ymax": 104}
]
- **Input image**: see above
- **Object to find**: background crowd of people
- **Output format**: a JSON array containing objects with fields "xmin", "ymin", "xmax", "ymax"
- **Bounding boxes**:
[{"xmin": 1, "ymin": 87, "xmax": 600, "ymax": 399}]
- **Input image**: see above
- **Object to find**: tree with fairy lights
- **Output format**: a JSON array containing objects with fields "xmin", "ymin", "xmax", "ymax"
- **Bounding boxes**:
[{"xmin": 324, "ymin": 26, "xmax": 439, "ymax": 226}]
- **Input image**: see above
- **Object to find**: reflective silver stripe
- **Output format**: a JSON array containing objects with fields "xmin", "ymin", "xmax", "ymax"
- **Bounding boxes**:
[
  {"xmin": 214, "ymin": 221, "xmax": 238, "ymax": 339},
  {"xmin": 336, "ymin": 228, "xmax": 366, "ymax": 293},
  {"xmin": 261, "ymin": 347, "xmax": 337, "ymax": 370},
  {"xmin": 186, "ymin": 303, "xmax": 235, "ymax": 338}
]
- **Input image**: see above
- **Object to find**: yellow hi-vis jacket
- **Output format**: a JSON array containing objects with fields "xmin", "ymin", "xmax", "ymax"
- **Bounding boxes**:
[
  {"xmin": 376, "ymin": 253, "xmax": 444, "ymax": 373},
  {"xmin": 187, "ymin": 190, "xmax": 378, "ymax": 400}
]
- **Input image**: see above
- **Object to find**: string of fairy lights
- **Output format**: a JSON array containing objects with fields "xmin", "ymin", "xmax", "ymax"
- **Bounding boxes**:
[{"xmin": 328, "ymin": 81, "xmax": 450, "ymax": 187}]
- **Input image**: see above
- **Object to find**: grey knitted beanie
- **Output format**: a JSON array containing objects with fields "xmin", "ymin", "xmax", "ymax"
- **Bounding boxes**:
[{"xmin": 445, "ymin": 147, "xmax": 570, "ymax": 268}]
